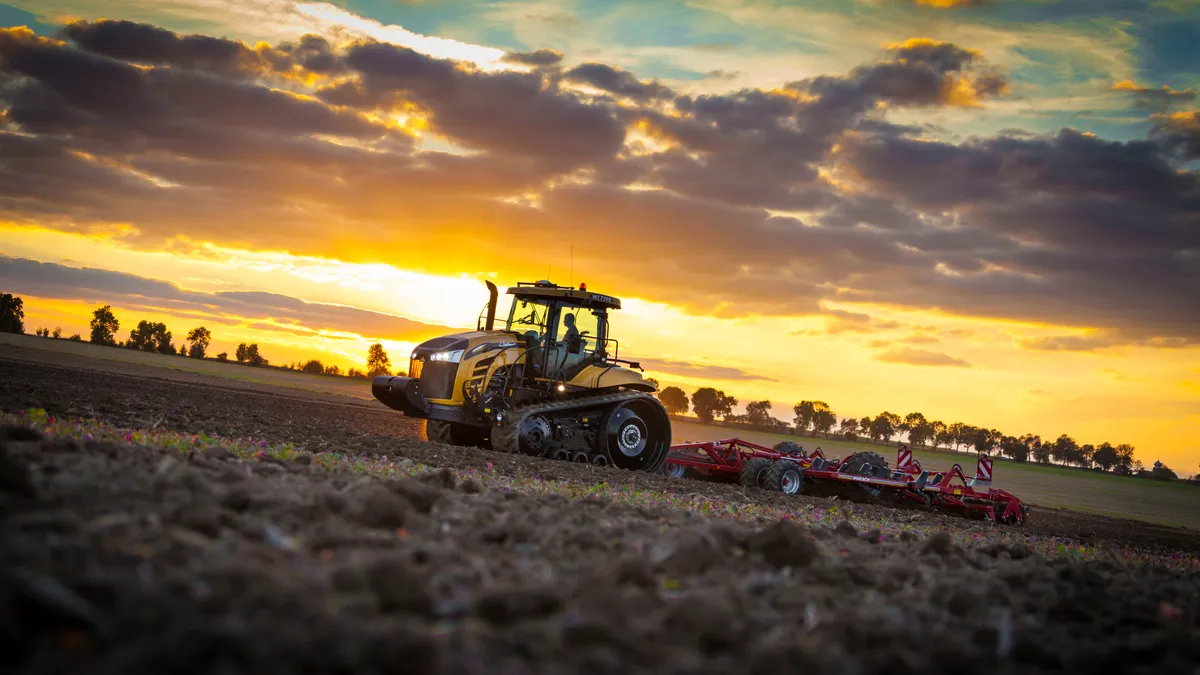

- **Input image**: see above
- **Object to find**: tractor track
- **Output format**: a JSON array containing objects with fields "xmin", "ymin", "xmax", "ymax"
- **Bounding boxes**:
[{"xmin": 489, "ymin": 390, "xmax": 668, "ymax": 470}]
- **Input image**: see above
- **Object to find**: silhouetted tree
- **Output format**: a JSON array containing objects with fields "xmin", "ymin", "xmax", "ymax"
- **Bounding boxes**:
[
  {"xmin": 68, "ymin": 333, "xmax": 81, "ymax": 341},
  {"xmin": 838, "ymin": 417, "xmax": 859, "ymax": 439},
  {"xmin": 245, "ymin": 343, "xmax": 266, "ymax": 366},
  {"xmin": 236, "ymin": 343, "xmax": 248, "ymax": 363},
  {"xmin": 1093, "ymin": 443, "xmax": 1119, "ymax": 472},
  {"xmin": 89, "ymin": 305, "xmax": 119, "ymax": 345},
  {"xmin": 792, "ymin": 400, "xmax": 830, "ymax": 433},
  {"xmin": 903, "ymin": 412, "xmax": 934, "ymax": 446},
  {"xmin": 869, "ymin": 412, "xmax": 902, "ymax": 442},
  {"xmin": 646, "ymin": 377, "xmax": 659, "ymax": 390},
  {"xmin": 217, "ymin": 352, "xmax": 228, "ymax": 361},
  {"xmin": 691, "ymin": 387, "xmax": 736, "ymax": 423},
  {"xmin": 186, "ymin": 326, "xmax": 211, "ymax": 358},
  {"xmin": 367, "ymin": 343, "xmax": 391, "ymax": 376},
  {"xmin": 658, "ymin": 386, "xmax": 689, "ymax": 415},
  {"xmin": 52, "ymin": 327, "xmax": 61, "ymax": 339},
  {"xmin": 303, "ymin": 359, "xmax": 324, "ymax": 374},
  {"xmin": 813, "ymin": 407, "xmax": 837, "ymax": 437},
  {"xmin": 745, "ymin": 400, "xmax": 773, "ymax": 426},
  {"xmin": 127, "ymin": 320, "xmax": 173, "ymax": 354},
  {"xmin": 0, "ymin": 293, "xmax": 24, "ymax": 334},
  {"xmin": 347, "ymin": 367, "xmax": 366, "ymax": 378}
]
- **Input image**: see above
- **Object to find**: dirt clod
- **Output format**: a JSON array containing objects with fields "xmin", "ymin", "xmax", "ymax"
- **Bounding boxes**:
[
  {"xmin": 348, "ymin": 483, "xmax": 413, "ymax": 529},
  {"xmin": 921, "ymin": 532, "xmax": 959, "ymax": 557},
  {"xmin": 387, "ymin": 478, "xmax": 443, "ymax": 513},
  {"xmin": 746, "ymin": 520, "xmax": 823, "ymax": 568},
  {"xmin": 834, "ymin": 520, "xmax": 858, "ymax": 538}
]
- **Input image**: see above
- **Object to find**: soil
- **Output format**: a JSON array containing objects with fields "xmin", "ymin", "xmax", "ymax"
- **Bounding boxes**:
[{"xmin": 2, "ymin": 354, "xmax": 1200, "ymax": 674}]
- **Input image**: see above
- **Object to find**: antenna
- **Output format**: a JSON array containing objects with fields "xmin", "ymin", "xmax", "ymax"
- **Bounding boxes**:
[{"xmin": 570, "ymin": 244, "xmax": 574, "ymax": 287}]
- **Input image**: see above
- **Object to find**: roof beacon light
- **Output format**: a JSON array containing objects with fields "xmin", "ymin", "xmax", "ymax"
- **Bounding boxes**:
[{"xmin": 579, "ymin": 282, "xmax": 586, "ymax": 291}]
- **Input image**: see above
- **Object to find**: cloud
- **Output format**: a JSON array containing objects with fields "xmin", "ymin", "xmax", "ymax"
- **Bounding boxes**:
[
  {"xmin": 0, "ymin": 18, "xmax": 1196, "ymax": 351},
  {"xmin": 635, "ymin": 357, "xmax": 778, "ymax": 382},
  {"xmin": 0, "ymin": 255, "xmax": 457, "ymax": 342},
  {"xmin": 500, "ymin": 48, "xmax": 563, "ymax": 67},
  {"xmin": 1150, "ymin": 110, "xmax": 1200, "ymax": 160},
  {"xmin": 821, "ymin": 309, "xmax": 903, "ymax": 334},
  {"xmin": 1111, "ymin": 79, "xmax": 1196, "ymax": 110},
  {"xmin": 563, "ymin": 63, "xmax": 675, "ymax": 102},
  {"xmin": 1017, "ymin": 333, "xmax": 1121, "ymax": 352},
  {"xmin": 873, "ymin": 347, "xmax": 971, "ymax": 367}
]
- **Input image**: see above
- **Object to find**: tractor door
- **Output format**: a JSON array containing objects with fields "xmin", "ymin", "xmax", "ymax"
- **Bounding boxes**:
[{"xmin": 548, "ymin": 305, "xmax": 602, "ymax": 380}]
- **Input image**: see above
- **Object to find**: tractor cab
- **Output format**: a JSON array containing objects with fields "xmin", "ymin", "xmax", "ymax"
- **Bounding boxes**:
[{"xmin": 502, "ymin": 280, "xmax": 620, "ymax": 384}]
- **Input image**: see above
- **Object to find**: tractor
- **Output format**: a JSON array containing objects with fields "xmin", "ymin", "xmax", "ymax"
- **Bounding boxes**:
[{"xmin": 372, "ymin": 280, "xmax": 672, "ymax": 472}]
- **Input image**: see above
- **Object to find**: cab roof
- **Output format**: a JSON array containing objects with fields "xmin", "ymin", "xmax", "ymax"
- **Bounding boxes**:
[{"xmin": 507, "ymin": 280, "xmax": 621, "ymax": 310}]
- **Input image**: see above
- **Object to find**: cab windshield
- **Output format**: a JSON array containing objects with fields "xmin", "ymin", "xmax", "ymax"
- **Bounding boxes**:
[{"xmin": 506, "ymin": 297, "xmax": 550, "ymax": 341}]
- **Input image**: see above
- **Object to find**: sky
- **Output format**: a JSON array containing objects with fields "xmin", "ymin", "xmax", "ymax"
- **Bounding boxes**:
[{"xmin": 0, "ymin": 0, "xmax": 1197, "ymax": 474}]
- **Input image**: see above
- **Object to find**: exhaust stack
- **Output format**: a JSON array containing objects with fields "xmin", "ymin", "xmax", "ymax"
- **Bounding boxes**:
[{"xmin": 484, "ymin": 280, "xmax": 498, "ymax": 331}]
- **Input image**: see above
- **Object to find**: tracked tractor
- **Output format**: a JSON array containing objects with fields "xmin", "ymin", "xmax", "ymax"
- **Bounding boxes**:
[{"xmin": 372, "ymin": 280, "xmax": 671, "ymax": 472}]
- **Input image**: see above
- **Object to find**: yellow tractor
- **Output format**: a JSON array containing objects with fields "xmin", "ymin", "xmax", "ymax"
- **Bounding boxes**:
[{"xmin": 372, "ymin": 280, "xmax": 671, "ymax": 472}]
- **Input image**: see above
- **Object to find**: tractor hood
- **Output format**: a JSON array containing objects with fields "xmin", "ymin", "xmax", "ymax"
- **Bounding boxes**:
[{"xmin": 409, "ymin": 330, "xmax": 524, "ymax": 362}]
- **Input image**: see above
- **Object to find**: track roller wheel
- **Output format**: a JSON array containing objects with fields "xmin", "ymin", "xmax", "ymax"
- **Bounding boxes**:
[
  {"xmin": 766, "ymin": 460, "xmax": 804, "ymax": 495},
  {"xmin": 516, "ymin": 414, "xmax": 552, "ymax": 457},
  {"xmin": 844, "ymin": 451, "xmax": 889, "ymax": 478},
  {"xmin": 740, "ymin": 457, "xmax": 772, "ymax": 489},
  {"xmin": 425, "ymin": 420, "xmax": 489, "ymax": 449},
  {"xmin": 550, "ymin": 449, "xmax": 571, "ymax": 462},
  {"xmin": 571, "ymin": 451, "xmax": 590, "ymax": 463},
  {"xmin": 590, "ymin": 454, "xmax": 608, "ymax": 467}
]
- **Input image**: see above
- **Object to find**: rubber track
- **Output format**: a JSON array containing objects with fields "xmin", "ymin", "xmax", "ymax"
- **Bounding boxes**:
[{"xmin": 491, "ymin": 390, "xmax": 659, "ymax": 462}]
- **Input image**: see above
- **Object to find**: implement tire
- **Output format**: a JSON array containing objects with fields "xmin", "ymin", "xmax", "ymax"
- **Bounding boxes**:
[
  {"xmin": 766, "ymin": 460, "xmax": 805, "ymax": 495},
  {"xmin": 845, "ymin": 451, "xmax": 889, "ymax": 477},
  {"xmin": 740, "ymin": 457, "xmax": 772, "ymax": 489}
]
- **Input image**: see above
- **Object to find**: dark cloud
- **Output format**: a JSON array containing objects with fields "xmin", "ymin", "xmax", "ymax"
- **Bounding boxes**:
[
  {"xmin": 1150, "ymin": 111, "xmax": 1200, "ymax": 160},
  {"xmin": 58, "ymin": 19, "xmax": 263, "ymax": 76},
  {"xmin": 636, "ymin": 357, "xmax": 778, "ymax": 382},
  {"xmin": 873, "ymin": 348, "xmax": 971, "ymax": 368},
  {"xmin": 500, "ymin": 48, "xmax": 563, "ymax": 67},
  {"xmin": 0, "ymin": 255, "xmax": 457, "ymax": 341},
  {"xmin": 563, "ymin": 63, "xmax": 674, "ymax": 102}
]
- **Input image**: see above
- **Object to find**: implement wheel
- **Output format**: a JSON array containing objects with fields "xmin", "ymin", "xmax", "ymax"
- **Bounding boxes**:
[
  {"xmin": 845, "ymin": 451, "xmax": 889, "ymax": 478},
  {"xmin": 773, "ymin": 441, "xmax": 806, "ymax": 458},
  {"xmin": 766, "ymin": 460, "xmax": 805, "ymax": 495},
  {"xmin": 740, "ymin": 457, "xmax": 772, "ymax": 489}
]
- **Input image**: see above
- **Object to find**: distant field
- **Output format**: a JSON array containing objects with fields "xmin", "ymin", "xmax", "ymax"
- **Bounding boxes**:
[
  {"xmin": 670, "ymin": 418, "xmax": 1200, "ymax": 530},
  {"xmin": 3, "ymin": 332, "xmax": 1198, "ymax": 530},
  {"xmin": 0, "ymin": 333, "xmax": 375, "ymax": 401}
]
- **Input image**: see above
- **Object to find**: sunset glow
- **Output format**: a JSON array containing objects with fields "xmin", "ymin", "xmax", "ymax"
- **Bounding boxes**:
[{"xmin": 1, "ymin": 0, "xmax": 1197, "ymax": 474}]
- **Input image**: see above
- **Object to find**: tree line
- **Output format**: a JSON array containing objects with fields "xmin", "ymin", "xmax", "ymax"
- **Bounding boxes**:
[
  {"xmin": 655, "ymin": 385, "xmax": 1178, "ymax": 479},
  {"xmin": 0, "ymin": 294, "xmax": 402, "ymax": 380}
]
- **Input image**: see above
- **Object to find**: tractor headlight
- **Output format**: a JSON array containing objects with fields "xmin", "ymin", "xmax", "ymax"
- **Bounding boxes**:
[{"xmin": 429, "ymin": 349, "xmax": 464, "ymax": 363}]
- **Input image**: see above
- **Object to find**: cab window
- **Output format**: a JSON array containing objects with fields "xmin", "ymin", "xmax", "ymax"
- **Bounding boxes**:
[{"xmin": 556, "ymin": 305, "xmax": 600, "ymax": 354}]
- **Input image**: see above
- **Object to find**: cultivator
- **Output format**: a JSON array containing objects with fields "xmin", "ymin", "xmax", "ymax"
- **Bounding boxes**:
[{"xmin": 664, "ymin": 439, "xmax": 1030, "ymax": 525}]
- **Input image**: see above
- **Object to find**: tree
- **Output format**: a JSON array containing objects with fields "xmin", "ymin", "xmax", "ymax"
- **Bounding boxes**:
[
  {"xmin": 1115, "ymin": 444, "xmax": 1136, "ymax": 472},
  {"xmin": 367, "ymin": 343, "xmax": 391, "ymax": 377},
  {"xmin": 838, "ymin": 417, "xmax": 859, "ymax": 438},
  {"xmin": 1032, "ymin": 442, "xmax": 1052, "ymax": 464},
  {"xmin": 1079, "ymin": 444, "xmax": 1096, "ymax": 469},
  {"xmin": 89, "ymin": 305, "xmax": 119, "ymax": 345},
  {"xmin": 903, "ymin": 412, "xmax": 933, "ymax": 446},
  {"xmin": 1051, "ymin": 434, "xmax": 1079, "ymax": 466},
  {"xmin": 971, "ymin": 427, "xmax": 999, "ymax": 456},
  {"xmin": 1093, "ymin": 443, "xmax": 1118, "ymax": 472},
  {"xmin": 236, "ymin": 343, "xmax": 248, "ymax": 363},
  {"xmin": 658, "ymin": 386, "xmax": 689, "ymax": 415},
  {"xmin": 127, "ymin": 320, "xmax": 173, "ymax": 354},
  {"xmin": 691, "ymin": 387, "xmax": 736, "ymax": 423},
  {"xmin": 303, "ymin": 359, "xmax": 324, "ymax": 374},
  {"xmin": 217, "ymin": 352, "xmax": 228, "ymax": 361},
  {"xmin": 999, "ymin": 435, "xmax": 1028, "ymax": 462},
  {"xmin": 792, "ymin": 400, "xmax": 830, "ymax": 433},
  {"xmin": 186, "ymin": 326, "xmax": 211, "ymax": 358},
  {"xmin": 813, "ymin": 408, "xmax": 837, "ymax": 437},
  {"xmin": 869, "ymin": 411, "xmax": 902, "ymax": 442},
  {"xmin": 859, "ymin": 416, "xmax": 871, "ymax": 436},
  {"xmin": 52, "ymin": 327, "xmax": 61, "ymax": 339},
  {"xmin": 745, "ymin": 400, "xmax": 773, "ymax": 426},
  {"xmin": 245, "ymin": 343, "xmax": 266, "ymax": 366},
  {"xmin": 347, "ymin": 367, "xmax": 366, "ymax": 378},
  {"xmin": 68, "ymin": 333, "xmax": 81, "ymax": 341},
  {"xmin": 0, "ymin": 293, "xmax": 24, "ymax": 334},
  {"xmin": 947, "ymin": 422, "xmax": 967, "ymax": 450},
  {"xmin": 324, "ymin": 364, "xmax": 342, "ymax": 376},
  {"xmin": 646, "ymin": 377, "xmax": 659, "ymax": 390}
]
